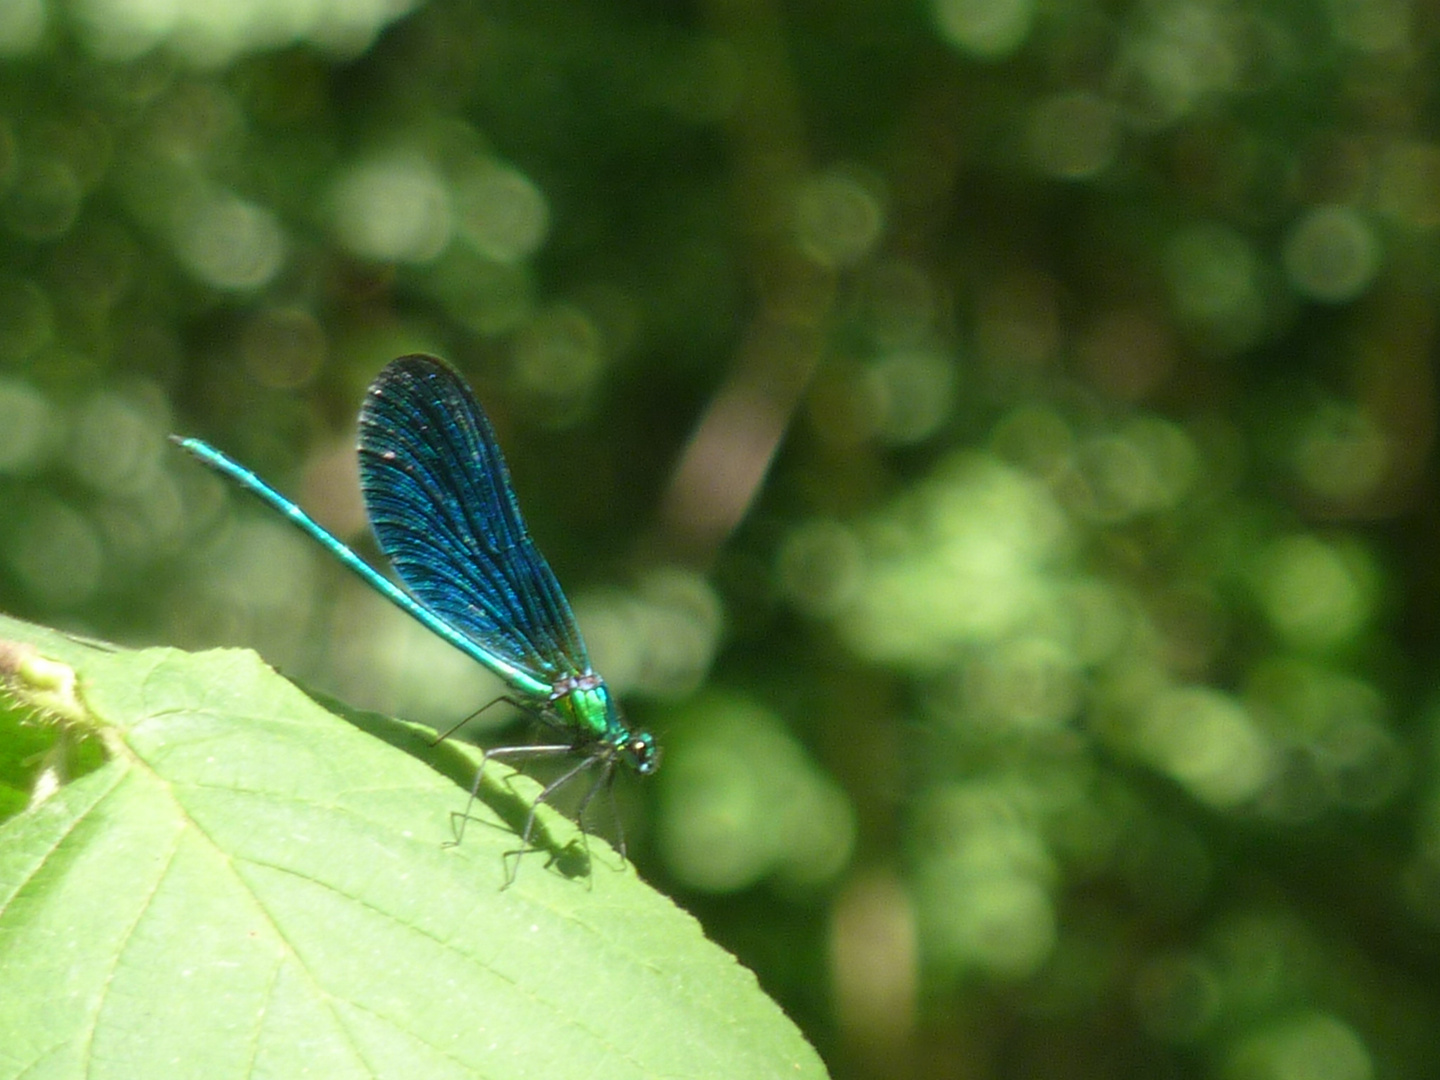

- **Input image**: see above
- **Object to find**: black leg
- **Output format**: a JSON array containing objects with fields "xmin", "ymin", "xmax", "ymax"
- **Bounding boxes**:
[
  {"xmin": 448, "ymin": 742, "xmax": 573, "ymax": 846},
  {"xmin": 501, "ymin": 754, "xmax": 600, "ymax": 888},
  {"xmin": 430, "ymin": 694, "xmax": 530, "ymax": 746}
]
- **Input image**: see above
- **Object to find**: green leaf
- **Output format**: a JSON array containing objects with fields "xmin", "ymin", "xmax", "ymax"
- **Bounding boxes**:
[{"xmin": 0, "ymin": 613, "xmax": 827, "ymax": 1080}]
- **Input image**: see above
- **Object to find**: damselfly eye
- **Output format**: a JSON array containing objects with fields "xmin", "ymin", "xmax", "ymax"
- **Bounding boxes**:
[{"xmin": 628, "ymin": 732, "xmax": 660, "ymax": 775}]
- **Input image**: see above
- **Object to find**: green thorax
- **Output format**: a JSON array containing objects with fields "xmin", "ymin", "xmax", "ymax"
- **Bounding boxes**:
[{"xmin": 549, "ymin": 672, "xmax": 624, "ymax": 743}]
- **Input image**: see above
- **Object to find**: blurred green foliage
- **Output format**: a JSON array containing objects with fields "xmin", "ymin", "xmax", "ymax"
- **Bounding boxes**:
[{"xmin": 2, "ymin": 0, "xmax": 1440, "ymax": 1077}]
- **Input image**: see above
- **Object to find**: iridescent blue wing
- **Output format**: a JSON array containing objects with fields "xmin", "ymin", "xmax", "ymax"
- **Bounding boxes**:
[{"xmin": 358, "ymin": 354, "xmax": 591, "ymax": 688}]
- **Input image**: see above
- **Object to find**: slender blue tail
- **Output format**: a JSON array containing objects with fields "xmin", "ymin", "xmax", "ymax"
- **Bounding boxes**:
[{"xmin": 169, "ymin": 435, "xmax": 541, "ymax": 693}]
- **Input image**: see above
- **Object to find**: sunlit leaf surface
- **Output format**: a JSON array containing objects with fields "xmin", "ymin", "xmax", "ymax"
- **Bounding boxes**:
[{"xmin": 0, "ymin": 615, "xmax": 825, "ymax": 1080}]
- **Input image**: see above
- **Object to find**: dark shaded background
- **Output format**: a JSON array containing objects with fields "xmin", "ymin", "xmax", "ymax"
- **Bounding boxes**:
[{"xmin": 2, "ymin": 0, "xmax": 1438, "ymax": 1076}]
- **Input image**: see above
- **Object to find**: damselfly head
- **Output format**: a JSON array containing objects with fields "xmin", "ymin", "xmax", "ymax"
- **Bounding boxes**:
[{"xmin": 624, "ymin": 730, "xmax": 660, "ymax": 775}]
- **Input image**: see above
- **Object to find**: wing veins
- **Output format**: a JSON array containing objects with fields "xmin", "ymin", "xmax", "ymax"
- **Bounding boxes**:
[{"xmin": 357, "ymin": 356, "xmax": 590, "ymax": 682}]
